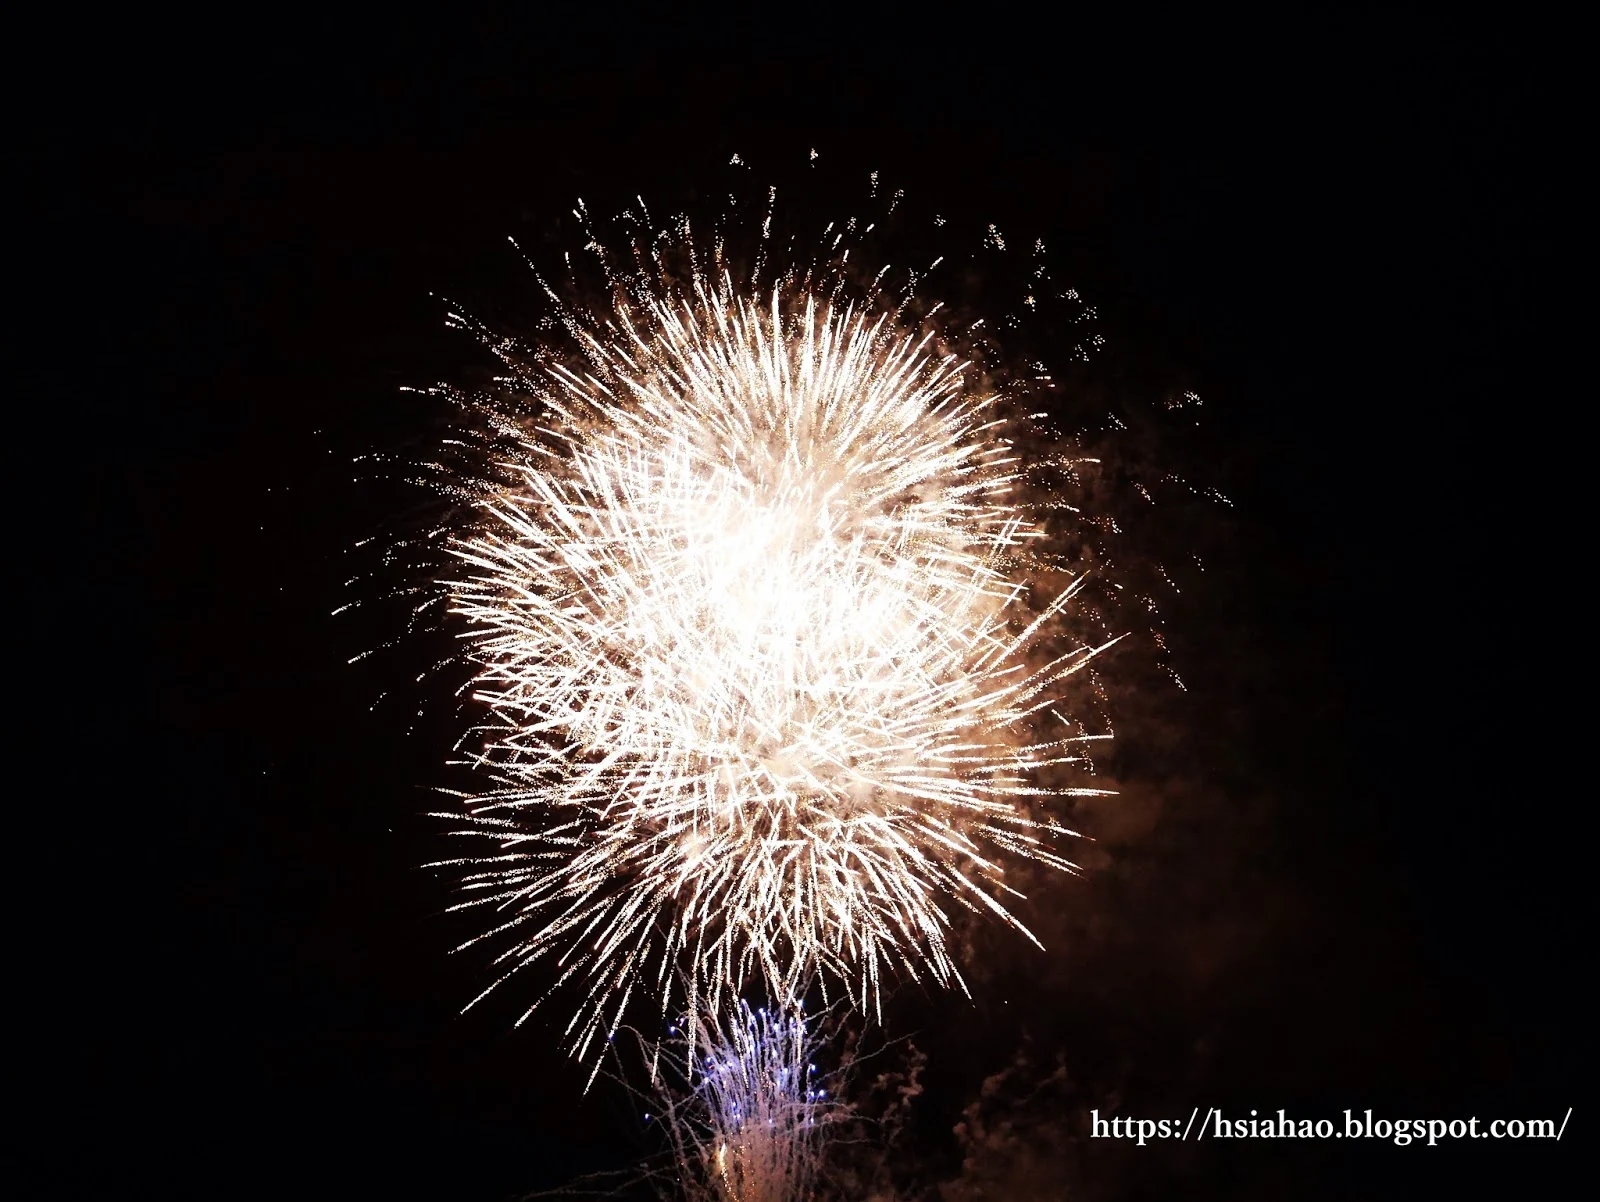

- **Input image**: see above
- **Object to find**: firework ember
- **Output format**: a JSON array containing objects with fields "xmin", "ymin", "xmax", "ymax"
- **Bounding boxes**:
[{"xmin": 426, "ymin": 201, "xmax": 1116, "ymax": 1065}]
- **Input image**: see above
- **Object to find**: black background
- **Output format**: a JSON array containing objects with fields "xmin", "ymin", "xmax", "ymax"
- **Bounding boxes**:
[{"xmin": 20, "ymin": 11, "xmax": 1578, "ymax": 1199}]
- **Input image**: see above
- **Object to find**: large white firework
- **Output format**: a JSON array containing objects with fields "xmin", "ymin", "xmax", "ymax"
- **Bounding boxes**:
[{"xmin": 432, "ymin": 250, "xmax": 1115, "ymax": 1064}]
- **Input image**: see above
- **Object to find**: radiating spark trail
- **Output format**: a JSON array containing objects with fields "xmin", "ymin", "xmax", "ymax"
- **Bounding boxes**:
[{"xmin": 427, "ymin": 227, "xmax": 1117, "ymax": 1064}]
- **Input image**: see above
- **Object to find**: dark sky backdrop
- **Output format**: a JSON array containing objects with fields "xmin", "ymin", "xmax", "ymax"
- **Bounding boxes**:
[{"xmin": 21, "ymin": 13, "xmax": 1577, "ymax": 1200}]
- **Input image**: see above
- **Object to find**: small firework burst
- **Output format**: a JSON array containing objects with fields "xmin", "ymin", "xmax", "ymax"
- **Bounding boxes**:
[{"xmin": 653, "ymin": 1001, "xmax": 837, "ymax": 1202}]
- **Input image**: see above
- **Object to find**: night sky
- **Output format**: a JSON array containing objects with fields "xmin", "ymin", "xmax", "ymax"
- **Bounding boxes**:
[{"xmin": 24, "ymin": 14, "xmax": 1576, "ymax": 1200}]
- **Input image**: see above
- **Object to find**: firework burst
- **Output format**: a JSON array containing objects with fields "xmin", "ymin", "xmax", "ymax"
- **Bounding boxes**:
[
  {"xmin": 414, "ymin": 184, "xmax": 1118, "ymax": 1067},
  {"xmin": 651, "ymin": 1001, "xmax": 836, "ymax": 1202}
]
